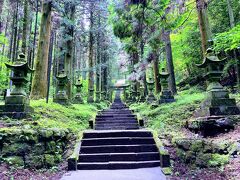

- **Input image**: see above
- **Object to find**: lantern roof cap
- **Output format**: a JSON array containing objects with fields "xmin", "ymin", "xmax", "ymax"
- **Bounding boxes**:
[{"xmin": 197, "ymin": 48, "xmax": 227, "ymax": 68}]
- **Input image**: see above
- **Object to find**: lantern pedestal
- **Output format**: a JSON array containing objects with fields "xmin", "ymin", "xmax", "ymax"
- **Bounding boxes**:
[
  {"xmin": 53, "ymin": 73, "xmax": 69, "ymax": 105},
  {"xmin": 87, "ymin": 89, "xmax": 94, "ymax": 103},
  {"xmin": 146, "ymin": 79, "xmax": 156, "ymax": 104},
  {"xmin": 159, "ymin": 70, "xmax": 175, "ymax": 104},
  {"xmin": 73, "ymin": 80, "xmax": 84, "ymax": 104}
]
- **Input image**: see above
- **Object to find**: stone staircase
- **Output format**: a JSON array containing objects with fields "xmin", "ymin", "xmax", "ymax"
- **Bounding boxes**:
[{"xmin": 68, "ymin": 94, "xmax": 165, "ymax": 171}]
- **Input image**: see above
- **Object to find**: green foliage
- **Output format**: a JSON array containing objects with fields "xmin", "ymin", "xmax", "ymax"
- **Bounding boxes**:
[
  {"xmin": 30, "ymin": 99, "xmax": 100, "ymax": 133},
  {"xmin": 130, "ymin": 88, "xmax": 205, "ymax": 134},
  {"xmin": 214, "ymin": 24, "xmax": 240, "ymax": 52}
]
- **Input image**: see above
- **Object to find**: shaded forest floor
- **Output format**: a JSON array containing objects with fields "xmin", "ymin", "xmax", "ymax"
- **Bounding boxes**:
[
  {"xmin": 130, "ymin": 87, "xmax": 240, "ymax": 180},
  {"xmin": 1, "ymin": 88, "xmax": 240, "ymax": 179}
]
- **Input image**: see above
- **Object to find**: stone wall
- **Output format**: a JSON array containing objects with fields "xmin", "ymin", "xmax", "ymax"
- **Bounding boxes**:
[
  {"xmin": 0, "ymin": 128, "xmax": 74, "ymax": 169},
  {"xmin": 173, "ymin": 138, "xmax": 239, "ymax": 168}
]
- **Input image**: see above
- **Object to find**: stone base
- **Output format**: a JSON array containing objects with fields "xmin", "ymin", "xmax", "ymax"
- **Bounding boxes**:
[
  {"xmin": 87, "ymin": 96, "xmax": 94, "ymax": 103},
  {"xmin": 0, "ymin": 104, "xmax": 34, "ymax": 119},
  {"xmin": 159, "ymin": 91, "xmax": 175, "ymax": 104},
  {"xmin": 5, "ymin": 95, "xmax": 29, "ymax": 105},
  {"xmin": 186, "ymin": 116, "xmax": 235, "ymax": 137},
  {"xmin": 195, "ymin": 98, "xmax": 240, "ymax": 117},
  {"xmin": 138, "ymin": 96, "xmax": 145, "ymax": 103},
  {"xmin": 72, "ymin": 96, "xmax": 84, "ymax": 104},
  {"xmin": 146, "ymin": 95, "xmax": 156, "ymax": 104}
]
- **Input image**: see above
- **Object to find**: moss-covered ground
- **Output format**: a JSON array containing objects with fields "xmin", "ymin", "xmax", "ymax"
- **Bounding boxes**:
[{"xmin": 0, "ymin": 99, "xmax": 108, "ymax": 133}]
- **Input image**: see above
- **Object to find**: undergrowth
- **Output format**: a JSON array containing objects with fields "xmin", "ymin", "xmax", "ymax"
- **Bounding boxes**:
[{"xmin": 130, "ymin": 87, "xmax": 205, "ymax": 135}]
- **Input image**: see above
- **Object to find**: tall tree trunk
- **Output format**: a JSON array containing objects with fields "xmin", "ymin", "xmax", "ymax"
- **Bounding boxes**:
[
  {"xmin": 226, "ymin": 0, "xmax": 235, "ymax": 28},
  {"xmin": 152, "ymin": 51, "xmax": 161, "ymax": 93},
  {"xmin": 87, "ymin": 3, "xmax": 95, "ymax": 102},
  {"xmin": 164, "ymin": 30, "xmax": 177, "ymax": 94},
  {"xmin": 64, "ymin": 2, "xmax": 75, "ymax": 99},
  {"xmin": 31, "ymin": 0, "xmax": 39, "ymax": 68},
  {"xmin": 12, "ymin": 1, "xmax": 19, "ymax": 62},
  {"xmin": 30, "ymin": 0, "xmax": 52, "ymax": 99},
  {"xmin": 196, "ymin": 0, "xmax": 212, "ymax": 55},
  {"xmin": 96, "ymin": 13, "xmax": 101, "ymax": 102},
  {"xmin": 21, "ymin": 0, "xmax": 29, "ymax": 54},
  {"xmin": 0, "ymin": 0, "xmax": 4, "ymax": 33}
]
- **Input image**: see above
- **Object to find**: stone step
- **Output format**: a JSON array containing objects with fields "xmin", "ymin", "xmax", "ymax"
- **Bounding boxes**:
[
  {"xmin": 77, "ymin": 160, "xmax": 160, "ymax": 170},
  {"xmin": 95, "ymin": 125, "xmax": 139, "ymax": 129},
  {"xmin": 95, "ymin": 120, "xmax": 138, "ymax": 124},
  {"xmin": 83, "ymin": 131, "xmax": 153, "ymax": 139},
  {"xmin": 96, "ymin": 114, "xmax": 136, "ymax": 118},
  {"xmin": 78, "ymin": 152, "xmax": 160, "ymax": 162},
  {"xmin": 80, "ymin": 144, "xmax": 158, "ymax": 154},
  {"xmin": 81, "ymin": 137, "xmax": 155, "ymax": 146},
  {"xmin": 95, "ymin": 127, "xmax": 139, "ymax": 130},
  {"xmin": 96, "ymin": 117, "xmax": 137, "ymax": 120},
  {"xmin": 95, "ymin": 124, "xmax": 139, "ymax": 128}
]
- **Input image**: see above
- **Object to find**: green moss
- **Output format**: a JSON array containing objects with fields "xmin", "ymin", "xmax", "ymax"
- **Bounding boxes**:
[
  {"xmin": 190, "ymin": 140, "xmax": 204, "ymax": 152},
  {"xmin": 44, "ymin": 154, "xmax": 55, "ymax": 167},
  {"xmin": 208, "ymin": 154, "xmax": 230, "ymax": 167},
  {"xmin": 4, "ymin": 156, "xmax": 24, "ymax": 167},
  {"xmin": 162, "ymin": 167, "xmax": 173, "ymax": 175},
  {"xmin": 130, "ymin": 88, "xmax": 204, "ymax": 135},
  {"xmin": 25, "ymin": 155, "xmax": 45, "ymax": 169}
]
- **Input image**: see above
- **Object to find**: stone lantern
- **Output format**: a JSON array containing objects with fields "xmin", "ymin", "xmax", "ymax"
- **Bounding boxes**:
[
  {"xmin": 95, "ymin": 91, "xmax": 100, "ymax": 103},
  {"xmin": 138, "ymin": 86, "xmax": 145, "ymax": 103},
  {"xmin": 159, "ymin": 68, "xmax": 175, "ymax": 104},
  {"xmin": 73, "ymin": 79, "xmax": 83, "ymax": 104},
  {"xmin": 87, "ymin": 88, "xmax": 94, "ymax": 103},
  {"xmin": 187, "ymin": 48, "xmax": 240, "ymax": 136},
  {"xmin": 195, "ymin": 48, "xmax": 239, "ymax": 116},
  {"xmin": 53, "ymin": 71, "xmax": 69, "ymax": 105},
  {"xmin": 0, "ymin": 53, "xmax": 34, "ymax": 119},
  {"xmin": 146, "ymin": 77, "xmax": 157, "ymax": 104}
]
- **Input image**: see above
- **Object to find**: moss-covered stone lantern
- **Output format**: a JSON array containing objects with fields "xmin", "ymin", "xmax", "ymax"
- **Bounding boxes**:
[
  {"xmin": 0, "ymin": 53, "xmax": 34, "ymax": 119},
  {"xmin": 187, "ymin": 48, "xmax": 240, "ymax": 136},
  {"xmin": 138, "ymin": 86, "xmax": 145, "ymax": 103},
  {"xmin": 87, "ymin": 88, "xmax": 94, "ymax": 103},
  {"xmin": 53, "ymin": 71, "xmax": 69, "ymax": 105},
  {"xmin": 73, "ymin": 79, "xmax": 83, "ymax": 104},
  {"xmin": 159, "ymin": 68, "xmax": 175, "ymax": 104},
  {"xmin": 95, "ymin": 91, "xmax": 100, "ymax": 103},
  {"xmin": 146, "ymin": 77, "xmax": 157, "ymax": 104},
  {"xmin": 195, "ymin": 48, "xmax": 239, "ymax": 116}
]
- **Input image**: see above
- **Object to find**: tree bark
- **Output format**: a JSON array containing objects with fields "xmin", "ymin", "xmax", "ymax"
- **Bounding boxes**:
[
  {"xmin": 21, "ymin": 0, "xmax": 29, "ymax": 54},
  {"xmin": 96, "ymin": 13, "xmax": 101, "ymax": 100},
  {"xmin": 87, "ymin": 3, "xmax": 95, "ymax": 102},
  {"xmin": 152, "ymin": 51, "xmax": 161, "ymax": 93},
  {"xmin": 164, "ymin": 30, "xmax": 177, "ymax": 94},
  {"xmin": 64, "ymin": 2, "xmax": 75, "ymax": 99},
  {"xmin": 196, "ymin": 0, "xmax": 212, "ymax": 55},
  {"xmin": 0, "ymin": 0, "xmax": 4, "ymax": 33},
  {"xmin": 226, "ymin": 0, "xmax": 235, "ymax": 28},
  {"xmin": 30, "ymin": 0, "xmax": 52, "ymax": 99}
]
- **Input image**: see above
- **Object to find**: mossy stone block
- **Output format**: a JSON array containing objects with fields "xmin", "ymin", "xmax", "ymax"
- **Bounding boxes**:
[
  {"xmin": 185, "ymin": 151, "xmax": 196, "ymax": 163},
  {"xmin": 46, "ymin": 141, "xmax": 56, "ymax": 153},
  {"xmin": 176, "ymin": 149, "xmax": 186, "ymax": 162},
  {"xmin": 32, "ymin": 143, "xmax": 45, "ymax": 155},
  {"xmin": 25, "ymin": 154, "xmax": 44, "ymax": 169},
  {"xmin": 40, "ymin": 129, "xmax": 53, "ymax": 139},
  {"xmin": 175, "ymin": 138, "xmax": 191, "ymax": 150},
  {"xmin": 190, "ymin": 140, "xmax": 204, "ymax": 152},
  {"xmin": 44, "ymin": 154, "xmax": 55, "ymax": 167},
  {"xmin": 208, "ymin": 154, "xmax": 229, "ymax": 167},
  {"xmin": 196, "ymin": 153, "xmax": 212, "ymax": 168},
  {"xmin": 2, "ymin": 143, "xmax": 31, "ymax": 156},
  {"xmin": 4, "ymin": 156, "xmax": 24, "ymax": 167}
]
